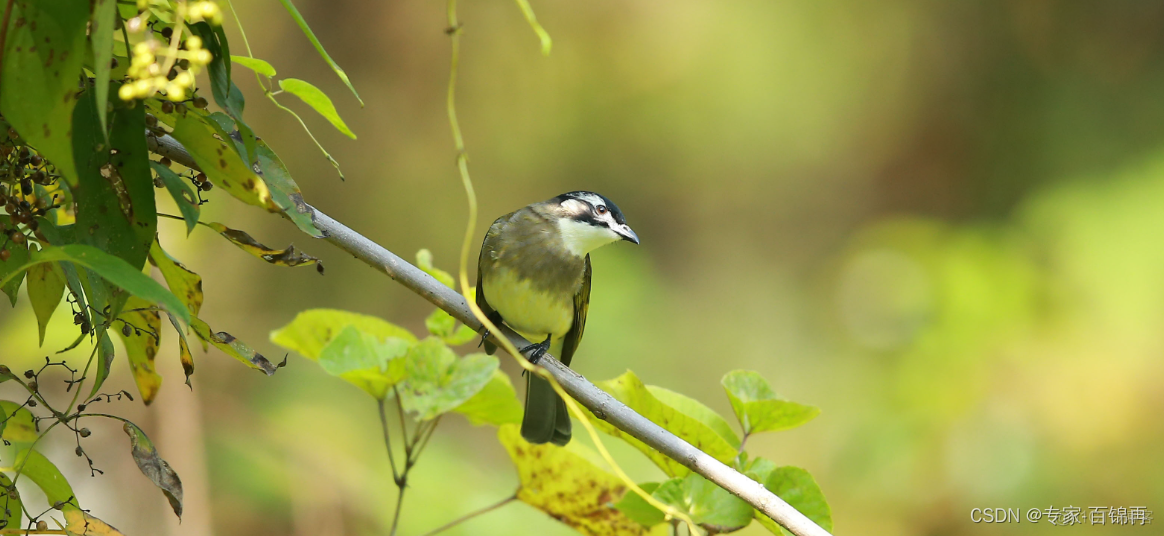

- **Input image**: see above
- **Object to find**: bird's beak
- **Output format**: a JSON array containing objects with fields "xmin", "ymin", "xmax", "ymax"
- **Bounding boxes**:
[{"xmin": 617, "ymin": 224, "xmax": 640, "ymax": 244}]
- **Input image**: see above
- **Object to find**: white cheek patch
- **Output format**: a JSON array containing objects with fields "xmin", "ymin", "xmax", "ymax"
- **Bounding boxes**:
[{"xmin": 557, "ymin": 218, "xmax": 619, "ymax": 256}]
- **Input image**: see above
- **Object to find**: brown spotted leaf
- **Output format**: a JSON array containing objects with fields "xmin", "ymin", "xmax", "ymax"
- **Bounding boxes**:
[
  {"xmin": 116, "ymin": 296, "xmax": 162, "ymax": 404},
  {"xmin": 201, "ymin": 221, "xmax": 322, "ymax": 270},
  {"xmin": 123, "ymin": 422, "xmax": 183, "ymax": 520},
  {"xmin": 167, "ymin": 314, "xmax": 195, "ymax": 388},
  {"xmin": 169, "ymin": 113, "xmax": 279, "ymax": 212},
  {"xmin": 499, "ymin": 424, "xmax": 652, "ymax": 536},
  {"xmin": 65, "ymin": 510, "xmax": 127, "ymax": 536},
  {"xmin": 191, "ymin": 316, "xmax": 279, "ymax": 375},
  {"xmin": 149, "ymin": 237, "xmax": 204, "ymax": 317},
  {"xmin": 0, "ymin": 0, "xmax": 88, "ymax": 185}
]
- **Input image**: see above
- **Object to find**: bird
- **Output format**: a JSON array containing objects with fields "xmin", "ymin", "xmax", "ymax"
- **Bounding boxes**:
[{"xmin": 476, "ymin": 191, "xmax": 639, "ymax": 446}]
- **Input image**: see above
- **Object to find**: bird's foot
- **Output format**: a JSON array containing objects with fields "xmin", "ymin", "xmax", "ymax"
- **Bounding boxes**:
[{"xmin": 520, "ymin": 335, "xmax": 553, "ymax": 365}]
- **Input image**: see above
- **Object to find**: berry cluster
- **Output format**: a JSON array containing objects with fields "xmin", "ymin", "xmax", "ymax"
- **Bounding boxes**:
[{"xmin": 118, "ymin": 1, "xmax": 223, "ymax": 102}]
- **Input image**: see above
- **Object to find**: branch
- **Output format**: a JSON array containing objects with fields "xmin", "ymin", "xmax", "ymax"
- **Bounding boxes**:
[{"xmin": 145, "ymin": 133, "xmax": 833, "ymax": 536}]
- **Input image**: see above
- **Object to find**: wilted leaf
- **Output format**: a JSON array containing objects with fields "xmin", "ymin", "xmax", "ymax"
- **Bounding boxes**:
[
  {"xmin": 721, "ymin": 370, "xmax": 819, "ymax": 435},
  {"xmin": 90, "ymin": 331, "xmax": 115, "ymax": 399},
  {"xmin": 0, "ymin": 241, "xmax": 30, "ymax": 306},
  {"xmin": 0, "ymin": 401, "xmax": 37, "ymax": 443},
  {"xmin": 614, "ymin": 482, "xmax": 665, "ymax": 528},
  {"xmin": 0, "ymin": 473, "xmax": 23, "ymax": 530},
  {"xmin": 151, "ymin": 162, "xmax": 200, "ymax": 235},
  {"xmin": 231, "ymin": 55, "xmax": 276, "ymax": 77},
  {"xmin": 64, "ymin": 510, "xmax": 127, "ymax": 536},
  {"xmin": 416, "ymin": 249, "xmax": 455, "ymax": 288},
  {"xmin": 451, "ymin": 369, "xmax": 523, "ymax": 426},
  {"xmin": 123, "ymin": 421, "xmax": 183, "ymax": 519},
  {"xmin": 647, "ymin": 385, "xmax": 740, "ymax": 449},
  {"xmin": 149, "ymin": 238, "xmax": 203, "ymax": 317},
  {"xmin": 14, "ymin": 448, "xmax": 80, "ymax": 512},
  {"xmin": 26, "ymin": 257, "xmax": 66, "ymax": 345},
  {"xmin": 191, "ymin": 317, "xmax": 279, "ymax": 375},
  {"xmin": 753, "ymin": 466, "xmax": 832, "ymax": 536},
  {"xmin": 200, "ymin": 221, "xmax": 322, "ymax": 271},
  {"xmin": 499, "ymin": 424, "xmax": 650, "ymax": 536},
  {"xmin": 116, "ymin": 296, "xmax": 163, "ymax": 404},
  {"xmin": 169, "ymin": 113, "xmax": 278, "ymax": 211},
  {"xmin": 270, "ymin": 308, "xmax": 417, "ymax": 360},
  {"xmin": 0, "ymin": 0, "xmax": 87, "ymax": 184},
  {"xmin": 317, "ymin": 325, "xmax": 411, "ymax": 399},
  {"xmin": 653, "ymin": 473, "xmax": 753, "ymax": 534},
  {"xmin": 590, "ymin": 371, "xmax": 737, "ymax": 477},
  {"xmin": 167, "ymin": 314, "xmax": 195, "ymax": 388},
  {"xmin": 397, "ymin": 338, "xmax": 497, "ymax": 420}
]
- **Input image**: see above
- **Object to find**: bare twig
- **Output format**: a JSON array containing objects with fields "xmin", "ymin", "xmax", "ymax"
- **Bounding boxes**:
[
  {"xmin": 418, "ymin": 492, "xmax": 518, "ymax": 536},
  {"xmin": 145, "ymin": 133, "xmax": 833, "ymax": 536}
]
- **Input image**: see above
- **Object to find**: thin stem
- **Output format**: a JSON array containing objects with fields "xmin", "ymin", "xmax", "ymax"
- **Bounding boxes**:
[
  {"xmin": 418, "ymin": 493, "xmax": 518, "ymax": 536},
  {"xmin": 409, "ymin": 415, "xmax": 441, "ymax": 465},
  {"xmin": 394, "ymin": 388, "xmax": 411, "ymax": 460},
  {"xmin": 388, "ymin": 480, "xmax": 406, "ymax": 536},
  {"xmin": 734, "ymin": 432, "xmax": 750, "ymax": 465},
  {"xmin": 377, "ymin": 398, "xmax": 401, "ymax": 484}
]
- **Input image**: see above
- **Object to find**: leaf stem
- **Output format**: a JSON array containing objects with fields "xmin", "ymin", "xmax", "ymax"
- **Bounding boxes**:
[
  {"xmin": 418, "ymin": 492, "xmax": 517, "ymax": 536},
  {"xmin": 377, "ymin": 398, "xmax": 401, "ymax": 484}
]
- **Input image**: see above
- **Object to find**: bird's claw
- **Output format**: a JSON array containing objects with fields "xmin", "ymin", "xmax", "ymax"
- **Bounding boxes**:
[{"xmin": 521, "ymin": 335, "xmax": 552, "ymax": 365}]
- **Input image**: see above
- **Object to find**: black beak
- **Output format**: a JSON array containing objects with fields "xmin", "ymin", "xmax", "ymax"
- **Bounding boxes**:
[{"xmin": 618, "ymin": 224, "xmax": 640, "ymax": 244}]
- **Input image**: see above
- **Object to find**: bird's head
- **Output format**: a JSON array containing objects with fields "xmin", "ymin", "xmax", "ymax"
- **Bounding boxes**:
[{"xmin": 550, "ymin": 191, "xmax": 639, "ymax": 256}]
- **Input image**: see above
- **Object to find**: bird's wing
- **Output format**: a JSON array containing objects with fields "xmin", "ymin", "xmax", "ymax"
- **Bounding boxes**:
[
  {"xmin": 476, "ymin": 216, "xmax": 507, "ymax": 355},
  {"xmin": 560, "ymin": 254, "xmax": 591, "ymax": 367}
]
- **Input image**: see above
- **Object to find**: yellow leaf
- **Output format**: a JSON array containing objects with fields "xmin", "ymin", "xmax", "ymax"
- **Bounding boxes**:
[{"xmin": 116, "ymin": 296, "xmax": 162, "ymax": 404}]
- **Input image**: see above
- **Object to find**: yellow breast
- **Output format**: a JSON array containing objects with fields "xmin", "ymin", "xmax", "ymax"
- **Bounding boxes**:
[{"xmin": 483, "ymin": 268, "xmax": 574, "ymax": 341}]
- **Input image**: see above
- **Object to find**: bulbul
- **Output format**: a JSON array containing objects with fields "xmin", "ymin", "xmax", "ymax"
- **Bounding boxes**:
[{"xmin": 477, "ymin": 191, "xmax": 639, "ymax": 446}]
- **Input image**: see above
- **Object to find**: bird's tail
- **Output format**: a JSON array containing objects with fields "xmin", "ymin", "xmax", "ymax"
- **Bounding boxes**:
[{"xmin": 522, "ymin": 373, "xmax": 571, "ymax": 446}]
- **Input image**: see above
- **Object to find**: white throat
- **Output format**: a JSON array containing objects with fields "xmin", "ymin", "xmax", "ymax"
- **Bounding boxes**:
[{"xmin": 557, "ymin": 218, "xmax": 619, "ymax": 257}]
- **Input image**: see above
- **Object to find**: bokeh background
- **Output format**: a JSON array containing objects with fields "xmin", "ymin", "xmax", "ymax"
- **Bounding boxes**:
[{"xmin": 4, "ymin": 1, "xmax": 1164, "ymax": 535}]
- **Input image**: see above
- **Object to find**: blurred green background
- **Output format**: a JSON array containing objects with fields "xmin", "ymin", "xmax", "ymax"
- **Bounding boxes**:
[{"xmin": 4, "ymin": 1, "xmax": 1164, "ymax": 535}]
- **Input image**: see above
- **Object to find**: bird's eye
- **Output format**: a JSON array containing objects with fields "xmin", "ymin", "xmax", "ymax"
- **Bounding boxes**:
[{"xmin": 596, "ymin": 205, "xmax": 608, "ymax": 215}]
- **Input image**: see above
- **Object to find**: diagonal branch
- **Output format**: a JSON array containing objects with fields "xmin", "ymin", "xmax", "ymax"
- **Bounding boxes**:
[{"xmin": 146, "ymin": 132, "xmax": 833, "ymax": 536}]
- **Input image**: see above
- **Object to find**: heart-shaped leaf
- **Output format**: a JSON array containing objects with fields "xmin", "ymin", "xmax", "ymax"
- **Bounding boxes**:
[{"xmin": 721, "ymin": 370, "xmax": 819, "ymax": 435}]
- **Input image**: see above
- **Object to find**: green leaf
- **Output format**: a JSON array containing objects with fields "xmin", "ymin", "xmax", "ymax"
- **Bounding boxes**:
[
  {"xmin": 317, "ymin": 325, "xmax": 411, "ymax": 399},
  {"xmin": 0, "ymin": 244, "xmax": 191, "ymax": 326},
  {"xmin": 73, "ymin": 86, "xmax": 157, "ymax": 273},
  {"xmin": 189, "ymin": 22, "xmax": 236, "ymax": 120},
  {"xmin": 0, "ymin": 0, "xmax": 88, "ymax": 185},
  {"xmin": 200, "ymin": 221, "xmax": 322, "ymax": 271},
  {"xmin": 14, "ymin": 448, "xmax": 80, "ymax": 512},
  {"xmin": 190, "ymin": 317, "xmax": 280, "ymax": 375},
  {"xmin": 168, "ymin": 112, "xmax": 279, "ymax": 212},
  {"xmin": 151, "ymin": 162, "xmax": 200, "ymax": 235},
  {"xmin": 275, "ymin": 0, "xmax": 363, "ymax": 106},
  {"xmin": 397, "ymin": 338, "xmax": 497, "ymax": 420},
  {"xmin": 653, "ymin": 473, "xmax": 753, "ymax": 533},
  {"xmin": 754, "ymin": 466, "xmax": 832, "ymax": 536},
  {"xmin": 590, "ymin": 370, "xmax": 737, "ymax": 477},
  {"xmin": 116, "ymin": 296, "xmax": 163, "ymax": 404},
  {"xmin": 498, "ymin": 424, "xmax": 651, "ymax": 535},
  {"xmin": 278, "ymin": 78, "xmax": 356, "ymax": 139},
  {"xmin": 646, "ymin": 385, "xmax": 740, "ymax": 449},
  {"xmin": 270, "ymin": 308, "xmax": 417, "ymax": 360},
  {"xmin": 25, "ymin": 255, "xmax": 66, "ymax": 346},
  {"xmin": 90, "ymin": 331, "xmax": 115, "ymax": 399},
  {"xmin": 0, "ymin": 241, "xmax": 30, "ymax": 306},
  {"xmin": 255, "ymin": 138, "xmax": 323, "ymax": 237},
  {"xmin": 0, "ymin": 401, "xmax": 37, "ymax": 443},
  {"xmin": 149, "ymin": 238, "xmax": 203, "ymax": 317},
  {"xmin": 231, "ymin": 55, "xmax": 276, "ymax": 77},
  {"xmin": 416, "ymin": 249, "xmax": 455, "ymax": 288},
  {"xmin": 0, "ymin": 473, "xmax": 23, "ymax": 530},
  {"xmin": 451, "ymin": 369, "xmax": 522, "ymax": 426},
  {"xmin": 424, "ymin": 308, "xmax": 476, "ymax": 346},
  {"xmin": 90, "ymin": 0, "xmax": 117, "ymax": 140},
  {"xmin": 123, "ymin": 421, "xmax": 183, "ymax": 519},
  {"xmin": 721, "ymin": 370, "xmax": 819, "ymax": 435},
  {"xmin": 614, "ymin": 482, "xmax": 665, "ymax": 528}
]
